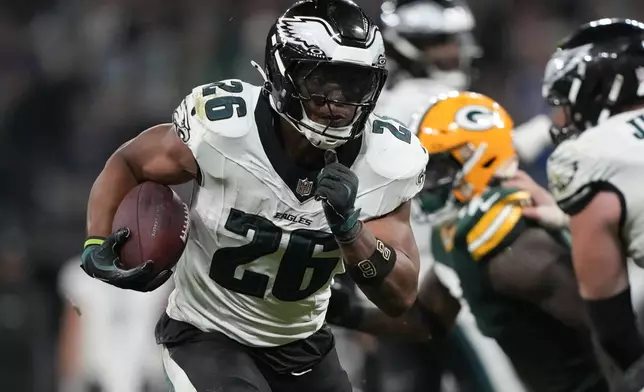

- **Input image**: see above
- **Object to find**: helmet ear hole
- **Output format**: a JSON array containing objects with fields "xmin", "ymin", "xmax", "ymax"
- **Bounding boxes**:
[{"xmin": 481, "ymin": 157, "xmax": 496, "ymax": 169}]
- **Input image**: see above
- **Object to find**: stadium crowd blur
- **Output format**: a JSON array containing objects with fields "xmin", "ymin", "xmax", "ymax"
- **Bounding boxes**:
[{"xmin": 2, "ymin": 0, "xmax": 644, "ymax": 391}]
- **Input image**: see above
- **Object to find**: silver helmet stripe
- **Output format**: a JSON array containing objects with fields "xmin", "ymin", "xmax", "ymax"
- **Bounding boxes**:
[
  {"xmin": 568, "ymin": 61, "xmax": 586, "ymax": 104},
  {"xmin": 608, "ymin": 73, "xmax": 625, "ymax": 102},
  {"xmin": 274, "ymin": 49, "xmax": 286, "ymax": 76},
  {"xmin": 598, "ymin": 73, "xmax": 625, "ymax": 123},
  {"xmin": 636, "ymin": 66, "xmax": 644, "ymax": 96}
]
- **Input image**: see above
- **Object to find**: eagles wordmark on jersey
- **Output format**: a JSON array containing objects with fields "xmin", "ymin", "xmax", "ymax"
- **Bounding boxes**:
[{"xmin": 168, "ymin": 79, "xmax": 427, "ymax": 347}]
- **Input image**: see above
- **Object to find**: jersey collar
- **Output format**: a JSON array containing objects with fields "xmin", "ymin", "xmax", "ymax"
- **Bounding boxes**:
[{"xmin": 255, "ymin": 93, "xmax": 362, "ymax": 203}]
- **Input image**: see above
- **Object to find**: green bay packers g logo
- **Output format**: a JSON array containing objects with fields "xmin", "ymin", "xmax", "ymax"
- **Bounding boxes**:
[{"xmin": 455, "ymin": 105, "xmax": 496, "ymax": 131}]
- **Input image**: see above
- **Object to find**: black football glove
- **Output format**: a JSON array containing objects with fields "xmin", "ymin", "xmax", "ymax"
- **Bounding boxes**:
[
  {"xmin": 327, "ymin": 273, "xmax": 364, "ymax": 329},
  {"xmin": 81, "ymin": 228, "xmax": 172, "ymax": 292},
  {"xmin": 315, "ymin": 150, "xmax": 362, "ymax": 241}
]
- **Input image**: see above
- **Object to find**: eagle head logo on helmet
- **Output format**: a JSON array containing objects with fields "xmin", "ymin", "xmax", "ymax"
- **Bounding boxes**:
[{"xmin": 262, "ymin": 0, "xmax": 388, "ymax": 150}]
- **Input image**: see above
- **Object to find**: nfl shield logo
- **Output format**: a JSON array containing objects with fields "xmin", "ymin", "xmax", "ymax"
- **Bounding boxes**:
[{"xmin": 296, "ymin": 178, "xmax": 314, "ymax": 197}]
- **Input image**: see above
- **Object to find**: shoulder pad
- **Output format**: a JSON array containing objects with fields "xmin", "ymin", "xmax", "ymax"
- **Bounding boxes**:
[
  {"xmin": 364, "ymin": 114, "xmax": 428, "ymax": 181},
  {"xmin": 172, "ymin": 80, "xmax": 259, "ymax": 180},
  {"xmin": 456, "ymin": 187, "xmax": 530, "ymax": 262},
  {"xmin": 177, "ymin": 80, "xmax": 260, "ymax": 143},
  {"xmin": 546, "ymin": 138, "xmax": 605, "ymax": 215}
]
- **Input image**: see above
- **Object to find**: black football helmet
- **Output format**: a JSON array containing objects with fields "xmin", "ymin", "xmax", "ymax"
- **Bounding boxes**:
[
  {"xmin": 261, "ymin": 0, "xmax": 388, "ymax": 150},
  {"xmin": 379, "ymin": 0, "xmax": 480, "ymax": 89},
  {"xmin": 543, "ymin": 18, "xmax": 644, "ymax": 144}
]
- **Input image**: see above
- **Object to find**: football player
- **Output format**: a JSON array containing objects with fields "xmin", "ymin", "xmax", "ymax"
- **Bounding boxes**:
[
  {"xmin": 376, "ymin": 0, "xmax": 480, "ymax": 122},
  {"xmin": 328, "ymin": 92, "xmax": 611, "ymax": 392},
  {"xmin": 377, "ymin": 0, "xmax": 552, "ymax": 164},
  {"xmin": 544, "ymin": 19, "xmax": 644, "ymax": 373},
  {"xmin": 366, "ymin": 1, "xmax": 528, "ymax": 390},
  {"xmin": 78, "ymin": 1, "xmax": 428, "ymax": 391}
]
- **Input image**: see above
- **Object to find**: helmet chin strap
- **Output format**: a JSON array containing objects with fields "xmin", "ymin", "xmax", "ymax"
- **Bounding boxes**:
[
  {"xmin": 298, "ymin": 111, "xmax": 350, "ymax": 150},
  {"xmin": 251, "ymin": 59, "xmax": 280, "ymax": 111},
  {"xmin": 251, "ymin": 60, "xmax": 268, "ymax": 83}
]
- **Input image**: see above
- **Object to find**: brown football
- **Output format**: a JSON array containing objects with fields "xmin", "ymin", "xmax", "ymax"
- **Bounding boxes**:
[{"xmin": 112, "ymin": 182, "xmax": 189, "ymax": 274}]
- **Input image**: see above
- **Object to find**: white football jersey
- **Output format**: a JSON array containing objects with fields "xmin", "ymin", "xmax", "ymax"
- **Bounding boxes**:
[
  {"xmin": 376, "ymin": 78, "xmax": 454, "ymax": 126},
  {"xmin": 165, "ymin": 80, "xmax": 428, "ymax": 347},
  {"xmin": 547, "ymin": 107, "xmax": 644, "ymax": 266}
]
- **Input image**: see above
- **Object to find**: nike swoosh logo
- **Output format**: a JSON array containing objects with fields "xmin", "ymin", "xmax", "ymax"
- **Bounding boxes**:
[{"xmin": 291, "ymin": 368, "xmax": 313, "ymax": 376}]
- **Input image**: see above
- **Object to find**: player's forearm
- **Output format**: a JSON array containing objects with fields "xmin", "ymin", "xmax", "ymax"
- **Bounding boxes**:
[
  {"xmin": 339, "ymin": 226, "xmax": 417, "ymax": 316},
  {"xmin": 87, "ymin": 125, "xmax": 195, "ymax": 238},
  {"xmin": 586, "ymin": 286, "xmax": 644, "ymax": 370},
  {"xmin": 360, "ymin": 260, "xmax": 417, "ymax": 316},
  {"xmin": 540, "ymin": 284, "xmax": 591, "ymax": 333},
  {"xmin": 418, "ymin": 270, "xmax": 461, "ymax": 333},
  {"xmin": 358, "ymin": 292, "xmax": 459, "ymax": 341},
  {"xmin": 87, "ymin": 152, "xmax": 139, "ymax": 237}
]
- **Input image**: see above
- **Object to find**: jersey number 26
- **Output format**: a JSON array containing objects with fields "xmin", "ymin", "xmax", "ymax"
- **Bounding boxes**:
[{"xmin": 209, "ymin": 209, "xmax": 340, "ymax": 302}]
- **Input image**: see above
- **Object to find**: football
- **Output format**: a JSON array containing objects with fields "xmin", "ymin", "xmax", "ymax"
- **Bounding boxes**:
[{"xmin": 112, "ymin": 182, "xmax": 189, "ymax": 275}]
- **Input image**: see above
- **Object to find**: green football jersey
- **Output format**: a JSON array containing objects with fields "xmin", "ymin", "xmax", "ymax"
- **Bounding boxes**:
[{"xmin": 431, "ymin": 186, "xmax": 607, "ymax": 392}]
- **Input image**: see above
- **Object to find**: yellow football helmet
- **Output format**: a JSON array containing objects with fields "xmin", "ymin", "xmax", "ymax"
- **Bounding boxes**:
[{"xmin": 414, "ymin": 91, "xmax": 517, "ymax": 204}]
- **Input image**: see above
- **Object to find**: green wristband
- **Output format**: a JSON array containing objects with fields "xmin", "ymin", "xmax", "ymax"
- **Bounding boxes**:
[{"xmin": 84, "ymin": 237, "xmax": 106, "ymax": 248}]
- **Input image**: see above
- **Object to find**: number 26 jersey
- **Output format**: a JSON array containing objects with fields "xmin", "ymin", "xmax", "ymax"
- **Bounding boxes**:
[{"xmin": 166, "ymin": 80, "xmax": 428, "ymax": 347}]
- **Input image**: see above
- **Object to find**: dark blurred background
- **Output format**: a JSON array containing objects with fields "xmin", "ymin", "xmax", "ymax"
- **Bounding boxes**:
[{"xmin": 1, "ymin": 0, "xmax": 644, "ymax": 391}]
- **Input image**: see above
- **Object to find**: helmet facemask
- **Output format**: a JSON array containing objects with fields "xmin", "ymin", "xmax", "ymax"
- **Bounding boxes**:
[
  {"xmin": 283, "ymin": 60, "xmax": 386, "ymax": 149},
  {"xmin": 419, "ymin": 140, "xmax": 517, "ymax": 225},
  {"xmin": 544, "ymin": 92, "xmax": 582, "ymax": 145},
  {"xmin": 418, "ymin": 149, "xmax": 464, "ymax": 225}
]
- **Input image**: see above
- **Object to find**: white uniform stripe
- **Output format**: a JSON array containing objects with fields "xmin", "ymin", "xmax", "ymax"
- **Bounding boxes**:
[{"xmin": 162, "ymin": 347, "xmax": 198, "ymax": 392}]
